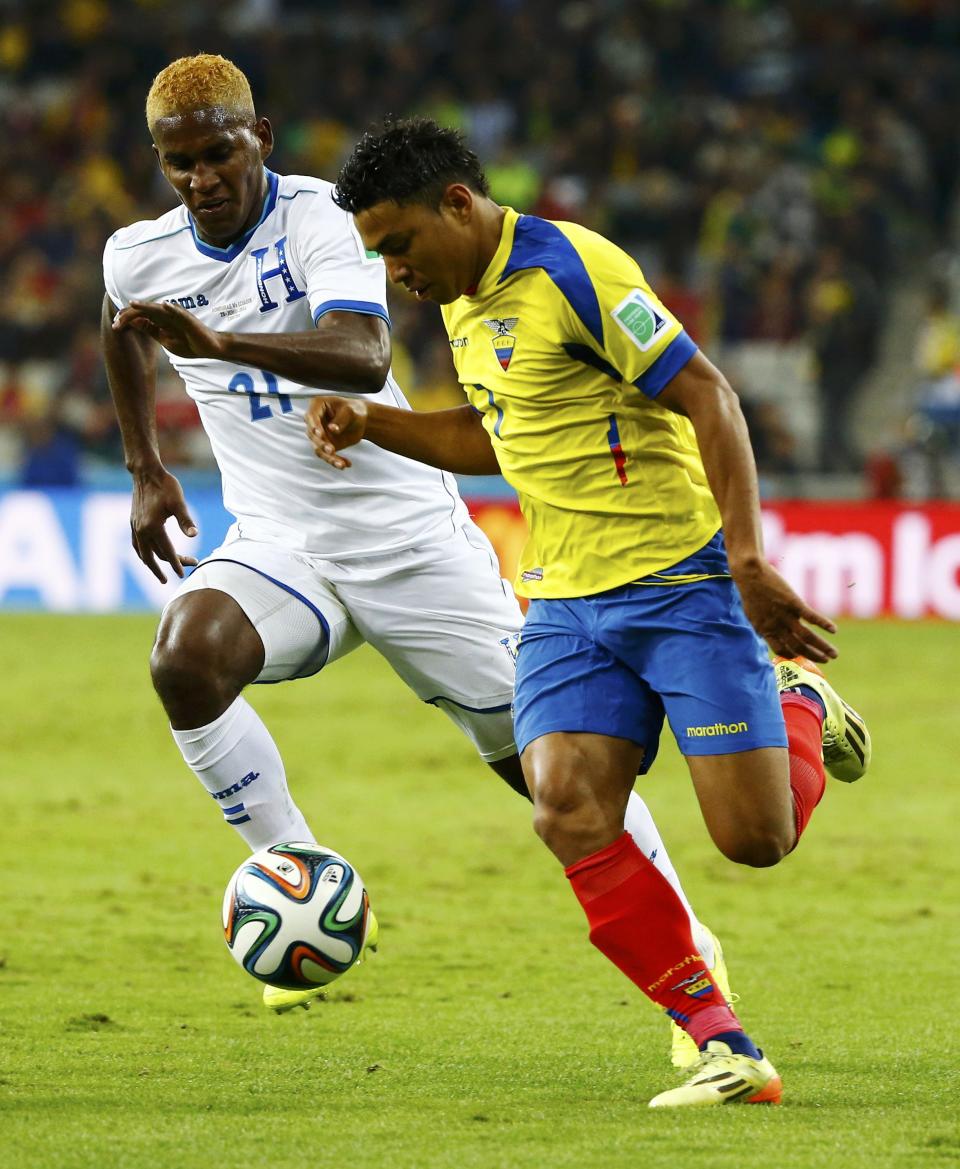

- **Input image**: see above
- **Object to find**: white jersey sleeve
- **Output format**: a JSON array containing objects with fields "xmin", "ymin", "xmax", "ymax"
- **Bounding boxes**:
[
  {"xmin": 285, "ymin": 191, "xmax": 390, "ymax": 327},
  {"xmin": 103, "ymin": 231, "xmax": 120, "ymax": 309}
]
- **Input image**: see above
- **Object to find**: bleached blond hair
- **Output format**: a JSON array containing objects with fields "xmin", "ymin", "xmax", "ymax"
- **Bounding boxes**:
[{"xmin": 146, "ymin": 53, "xmax": 255, "ymax": 129}]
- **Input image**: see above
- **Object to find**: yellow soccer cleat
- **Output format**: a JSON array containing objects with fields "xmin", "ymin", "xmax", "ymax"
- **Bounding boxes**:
[
  {"xmin": 774, "ymin": 656, "xmax": 871, "ymax": 782},
  {"xmin": 649, "ymin": 1040, "xmax": 783, "ymax": 1108},
  {"xmin": 262, "ymin": 909, "xmax": 380, "ymax": 1014},
  {"xmin": 669, "ymin": 928, "xmax": 734, "ymax": 1069}
]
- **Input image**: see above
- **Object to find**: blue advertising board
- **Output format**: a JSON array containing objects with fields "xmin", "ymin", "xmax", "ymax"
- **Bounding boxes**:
[{"xmin": 0, "ymin": 488, "xmax": 234, "ymax": 611}]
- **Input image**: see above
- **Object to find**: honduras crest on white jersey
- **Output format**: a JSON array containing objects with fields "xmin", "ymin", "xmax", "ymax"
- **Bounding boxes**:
[{"xmin": 103, "ymin": 170, "xmax": 467, "ymax": 557}]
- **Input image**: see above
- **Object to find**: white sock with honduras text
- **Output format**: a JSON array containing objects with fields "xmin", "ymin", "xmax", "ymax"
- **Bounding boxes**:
[
  {"xmin": 623, "ymin": 791, "xmax": 716, "ymax": 969},
  {"xmin": 171, "ymin": 695, "xmax": 313, "ymax": 852}
]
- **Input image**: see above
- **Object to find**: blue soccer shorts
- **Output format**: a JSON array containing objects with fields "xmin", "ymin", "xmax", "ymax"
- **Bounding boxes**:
[{"xmin": 513, "ymin": 538, "xmax": 787, "ymax": 770}]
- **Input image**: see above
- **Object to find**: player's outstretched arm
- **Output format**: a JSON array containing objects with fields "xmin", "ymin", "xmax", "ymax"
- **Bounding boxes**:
[
  {"xmin": 112, "ymin": 300, "xmax": 390, "ymax": 394},
  {"xmin": 658, "ymin": 350, "xmax": 837, "ymax": 663},
  {"xmin": 101, "ymin": 294, "xmax": 198, "ymax": 583},
  {"xmin": 306, "ymin": 396, "xmax": 500, "ymax": 475}
]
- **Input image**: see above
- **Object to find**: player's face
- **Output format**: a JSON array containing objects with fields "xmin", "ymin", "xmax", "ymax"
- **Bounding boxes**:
[
  {"xmin": 354, "ymin": 192, "xmax": 479, "ymax": 305},
  {"xmin": 152, "ymin": 109, "xmax": 274, "ymax": 246}
]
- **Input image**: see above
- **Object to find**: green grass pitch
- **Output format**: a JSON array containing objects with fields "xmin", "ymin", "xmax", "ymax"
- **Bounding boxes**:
[{"xmin": 1, "ymin": 615, "xmax": 958, "ymax": 1168}]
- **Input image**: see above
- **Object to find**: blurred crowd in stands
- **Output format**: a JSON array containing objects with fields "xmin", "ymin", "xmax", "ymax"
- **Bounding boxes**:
[{"xmin": 2, "ymin": 0, "xmax": 960, "ymax": 496}]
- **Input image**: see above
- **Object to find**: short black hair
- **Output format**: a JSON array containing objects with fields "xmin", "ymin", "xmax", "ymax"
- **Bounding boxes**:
[{"xmin": 334, "ymin": 117, "xmax": 490, "ymax": 214}]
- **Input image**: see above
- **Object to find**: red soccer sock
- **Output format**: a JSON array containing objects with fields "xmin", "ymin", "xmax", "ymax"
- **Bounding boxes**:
[
  {"xmin": 781, "ymin": 692, "xmax": 827, "ymax": 847},
  {"xmin": 565, "ymin": 832, "xmax": 741, "ymax": 1047}
]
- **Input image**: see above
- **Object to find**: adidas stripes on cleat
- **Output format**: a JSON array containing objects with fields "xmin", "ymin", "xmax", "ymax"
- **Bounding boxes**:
[
  {"xmin": 774, "ymin": 656, "xmax": 871, "ymax": 782},
  {"xmin": 649, "ymin": 1040, "xmax": 783, "ymax": 1108},
  {"xmin": 262, "ymin": 909, "xmax": 380, "ymax": 1014}
]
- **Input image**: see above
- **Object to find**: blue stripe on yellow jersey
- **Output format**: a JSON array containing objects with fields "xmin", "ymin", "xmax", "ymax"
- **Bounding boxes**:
[{"xmin": 440, "ymin": 208, "xmax": 721, "ymax": 598}]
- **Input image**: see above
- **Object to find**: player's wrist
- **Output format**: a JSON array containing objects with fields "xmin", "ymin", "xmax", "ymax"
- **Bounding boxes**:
[
  {"xmin": 726, "ymin": 549, "xmax": 766, "ymax": 577},
  {"xmin": 125, "ymin": 452, "xmax": 165, "ymax": 478},
  {"xmin": 207, "ymin": 330, "xmax": 235, "ymax": 361}
]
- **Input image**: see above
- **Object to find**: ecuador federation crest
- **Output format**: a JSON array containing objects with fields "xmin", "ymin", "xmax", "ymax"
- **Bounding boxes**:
[{"xmin": 483, "ymin": 316, "xmax": 520, "ymax": 370}]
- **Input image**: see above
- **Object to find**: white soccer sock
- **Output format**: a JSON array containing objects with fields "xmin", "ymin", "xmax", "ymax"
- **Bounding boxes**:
[
  {"xmin": 624, "ymin": 790, "xmax": 715, "ymax": 968},
  {"xmin": 171, "ymin": 695, "xmax": 314, "ymax": 852}
]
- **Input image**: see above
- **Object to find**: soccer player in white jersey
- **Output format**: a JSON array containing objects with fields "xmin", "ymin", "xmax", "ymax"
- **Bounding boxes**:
[{"xmin": 102, "ymin": 54, "xmax": 729, "ymax": 1045}]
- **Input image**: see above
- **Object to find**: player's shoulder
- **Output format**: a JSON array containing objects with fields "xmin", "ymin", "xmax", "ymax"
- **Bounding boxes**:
[
  {"xmin": 275, "ymin": 171, "xmax": 333, "ymax": 204},
  {"xmin": 105, "ymin": 204, "xmax": 191, "ymax": 257},
  {"xmin": 545, "ymin": 217, "xmax": 636, "ymax": 273},
  {"xmin": 274, "ymin": 172, "xmax": 342, "ymax": 224},
  {"xmin": 509, "ymin": 213, "xmax": 639, "ymax": 283}
]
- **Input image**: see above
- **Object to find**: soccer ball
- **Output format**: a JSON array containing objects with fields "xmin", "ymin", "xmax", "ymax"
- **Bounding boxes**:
[{"xmin": 222, "ymin": 842, "xmax": 372, "ymax": 990}]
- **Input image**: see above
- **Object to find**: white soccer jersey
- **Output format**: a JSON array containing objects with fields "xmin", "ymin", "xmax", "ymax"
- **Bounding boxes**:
[{"xmin": 103, "ymin": 170, "xmax": 467, "ymax": 556}]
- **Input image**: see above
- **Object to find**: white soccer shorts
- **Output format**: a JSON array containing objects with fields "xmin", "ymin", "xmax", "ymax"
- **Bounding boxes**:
[{"xmin": 166, "ymin": 521, "xmax": 523, "ymax": 762}]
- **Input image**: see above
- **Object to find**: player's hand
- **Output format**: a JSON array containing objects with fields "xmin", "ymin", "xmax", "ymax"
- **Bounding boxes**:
[
  {"xmin": 130, "ymin": 468, "xmax": 199, "ymax": 583},
  {"xmin": 731, "ymin": 558, "xmax": 838, "ymax": 663},
  {"xmin": 306, "ymin": 396, "xmax": 369, "ymax": 469},
  {"xmin": 112, "ymin": 300, "xmax": 224, "ymax": 361}
]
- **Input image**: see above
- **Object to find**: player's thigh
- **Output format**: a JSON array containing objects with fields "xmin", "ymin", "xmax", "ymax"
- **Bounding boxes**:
[
  {"xmin": 169, "ymin": 539, "xmax": 362, "ymax": 683},
  {"xmin": 514, "ymin": 598, "xmax": 665, "ymax": 771},
  {"xmin": 685, "ymin": 747, "xmax": 794, "ymax": 866},
  {"xmin": 337, "ymin": 523, "xmax": 522, "ymax": 761}
]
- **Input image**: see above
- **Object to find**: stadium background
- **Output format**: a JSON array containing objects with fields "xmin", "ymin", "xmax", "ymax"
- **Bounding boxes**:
[
  {"xmin": 3, "ymin": 7, "xmax": 960, "ymax": 1166},
  {"xmin": 1, "ymin": 0, "xmax": 959, "ymax": 616}
]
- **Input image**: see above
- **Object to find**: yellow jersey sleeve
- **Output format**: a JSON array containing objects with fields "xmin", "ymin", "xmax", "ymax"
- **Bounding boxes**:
[{"xmin": 553, "ymin": 223, "xmax": 698, "ymax": 397}]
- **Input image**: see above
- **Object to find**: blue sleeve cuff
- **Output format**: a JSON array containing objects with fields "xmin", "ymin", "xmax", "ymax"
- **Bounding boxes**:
[
  {"xmin": 633, "ymin": 331, "xmax": 698, "ymax": 398},
  {"xmin": 313, "ymin": 299, "xmax": 391, "ymax": 328}
]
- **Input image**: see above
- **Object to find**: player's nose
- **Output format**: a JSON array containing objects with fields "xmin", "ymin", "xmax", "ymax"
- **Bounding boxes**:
[
  {"xmin": 190, "ymin": 162, "xmax": 221, "ymax": 192},
  {"xmin": 384, "ymin": 256, "xmax": 410, "ymax": 286}
]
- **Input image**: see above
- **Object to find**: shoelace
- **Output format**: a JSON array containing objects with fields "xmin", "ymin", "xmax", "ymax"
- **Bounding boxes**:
[{"xmin": 675, "ymin": 1047, "xmax": 740, "ymax": 1079}]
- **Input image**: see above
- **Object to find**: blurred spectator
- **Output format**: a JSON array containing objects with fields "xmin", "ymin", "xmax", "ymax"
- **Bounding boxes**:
[
  {"xmin": 914, "ymin": 279, "xmax": 960, "ymax": 400},
  {"xmin": 18, "ymin": 413, "xmax": 81, "ymax": 488},
  {"xmin": 864, "ymin": 448, "xmax": 904, "ymax": 500},
  {"xmin": 741, "ymin": 399, "xmax": 799, "ymax": 477},
  {"xmin": 913, "ymin": 279, "xmax": 960, "ymax": 456},
  {"xmin": 806, "ymin": 244, "xmax": 882, "ymax": 473}
]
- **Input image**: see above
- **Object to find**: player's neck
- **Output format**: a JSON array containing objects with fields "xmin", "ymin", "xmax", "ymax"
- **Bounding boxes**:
[{"xmin": 468, "ymin": 201, "xmax": 508, "ymax": 293}]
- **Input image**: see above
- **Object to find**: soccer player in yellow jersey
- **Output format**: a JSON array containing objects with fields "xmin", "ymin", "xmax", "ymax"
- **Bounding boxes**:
[{"xmin": 308, "ymin": 118, "xmax": 872, "ymax": 1108}]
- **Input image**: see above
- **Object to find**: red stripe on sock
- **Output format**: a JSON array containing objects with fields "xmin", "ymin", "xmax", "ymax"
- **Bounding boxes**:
[
  {"xmin": 781, "ymin": 692, "xmax": 826, "ymax": 847},
  {"xmin": 565, "ymin": 833, "xmax": 741, "ymax": 1047}
]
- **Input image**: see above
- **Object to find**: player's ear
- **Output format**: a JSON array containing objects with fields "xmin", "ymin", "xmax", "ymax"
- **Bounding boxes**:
[
  {"xmin": 255, "ymin": 116, "xmax": 274, "ymax": 162},
  {"xmin": 442, "ymin": 182, "xmax": 474, "ymax": 222}
]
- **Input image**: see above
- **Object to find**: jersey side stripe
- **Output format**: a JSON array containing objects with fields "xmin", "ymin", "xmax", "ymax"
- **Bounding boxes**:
[
  {"xmin": 114, "ymin": 224, "xmax": 192, "ymax": 251},
  {"xmin": 499, "ymin": 215, "xmax": 604, "ymax": 346},
  {"xmin": 561, "ymin": 342, "xmax": 623, "ymax": 385}
]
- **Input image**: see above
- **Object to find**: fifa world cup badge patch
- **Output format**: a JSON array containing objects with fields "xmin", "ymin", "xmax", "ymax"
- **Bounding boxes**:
[
  {"xmin": 611, "ymin": 289, "xmax": 668, "ymax": 351},
  {"xmin": 483, "ymin": 317, "xmax": 520, "ymax": 370}
]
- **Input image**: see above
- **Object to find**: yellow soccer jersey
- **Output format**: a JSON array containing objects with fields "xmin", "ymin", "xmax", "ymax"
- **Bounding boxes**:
[{"xmin": 440, "ymin": 207, "xmax": 721, "ymax": 598}]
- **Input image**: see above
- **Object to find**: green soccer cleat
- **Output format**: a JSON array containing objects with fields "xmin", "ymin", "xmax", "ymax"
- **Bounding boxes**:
[
  {"xmin": 774, "ymin": 656, "xmax": 871, "ymax": 782},
  {"xmin": 669, "ymin": 928, "xmax": 735, "ymax": 1069},
  {"xmin": 649, "ymin": 1040, "xmax": 783, "ymax": 1108},
  {"xmin": 262, "ymin": 909, "xmax": 380, "ymax": 1014}
]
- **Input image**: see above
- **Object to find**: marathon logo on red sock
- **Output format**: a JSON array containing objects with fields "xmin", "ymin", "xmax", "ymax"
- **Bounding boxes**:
[{"xmin": 647, "ymin": 953, "xmax": 704, "ymax": 995}]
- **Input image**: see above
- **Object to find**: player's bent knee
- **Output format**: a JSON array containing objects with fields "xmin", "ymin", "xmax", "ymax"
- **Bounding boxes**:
[
  {"xmin": 530, "ymin": 774, "xmax": 619, "ymax": 861},
  {"xmin": 714, "ymin": 826, "xmax": 793, "ymax": 868},
  {"xmin": 150, "ymin": 597, "xmax": 263, "ymax": 717}
]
